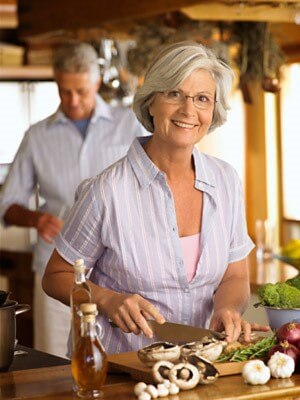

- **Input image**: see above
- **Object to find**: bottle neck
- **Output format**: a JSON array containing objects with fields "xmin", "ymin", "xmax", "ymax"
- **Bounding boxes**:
[
  {"xmin": 74, "ymin": 269, "xmax": 86, "ymax": 284},
  {"xmin": 82, "ymin": 317, "xmax": 98, "ymax": 338}
]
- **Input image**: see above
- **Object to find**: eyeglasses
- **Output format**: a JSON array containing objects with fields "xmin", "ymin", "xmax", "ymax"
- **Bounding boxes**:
[{"xmin": 159, "ymin": 90, "xmax": 217, "ymax": 110}]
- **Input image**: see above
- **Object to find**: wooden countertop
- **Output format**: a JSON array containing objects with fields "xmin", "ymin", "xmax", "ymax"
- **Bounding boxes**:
[
  {"xmin": 248, "ymin": 250, "xmax": 299, "ymax": 294},
  {"xmin": 1, "ymin": 363, "xmax": 299, "ymax": 399}
]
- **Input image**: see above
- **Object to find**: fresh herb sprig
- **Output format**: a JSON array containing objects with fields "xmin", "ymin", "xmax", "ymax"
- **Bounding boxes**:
[{"xmin": 217, "ymin": 335, "xmax": 277, "ymax": 363}]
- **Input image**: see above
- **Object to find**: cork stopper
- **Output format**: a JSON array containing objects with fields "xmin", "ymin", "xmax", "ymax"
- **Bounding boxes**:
[
  {"xmin": 80, "ymin": 303, "xmax": 97, "ymax": 314},
  {"xmin": 74, "ymin": 258, "xmax": 85, "ymax": 272}
]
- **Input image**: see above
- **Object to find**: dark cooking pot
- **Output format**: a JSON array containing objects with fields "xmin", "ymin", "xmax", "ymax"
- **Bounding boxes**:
[{"xmin": 0, "ymin": 300, "xmax": 30, "ymax": 371}]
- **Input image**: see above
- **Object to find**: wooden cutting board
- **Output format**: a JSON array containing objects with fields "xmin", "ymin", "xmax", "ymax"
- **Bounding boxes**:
[{"xmin": 108, "ymin": 351, "xmax": 249, "ymax": 383}]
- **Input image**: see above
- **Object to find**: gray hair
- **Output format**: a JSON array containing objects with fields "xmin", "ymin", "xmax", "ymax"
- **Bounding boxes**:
[
  {"xmin": 133, "ymin": 41, "xmax": 234, "ymax": 134},
  {"xmin": 53, "ymin": 42, "xmax": 100, "ymax": 83}
]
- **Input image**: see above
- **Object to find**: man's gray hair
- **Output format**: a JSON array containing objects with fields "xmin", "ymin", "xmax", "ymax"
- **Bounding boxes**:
[
  {"xmin": 133, "ymin": 41, "xmax": 234, "ymax": 134},
  {"xmin": 53, "ymin": 42, "xmax": 100, "ymax": 83}
]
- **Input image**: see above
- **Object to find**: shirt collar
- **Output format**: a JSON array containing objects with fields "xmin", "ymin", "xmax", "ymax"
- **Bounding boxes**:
[
  {"xmin": 127, "ymin": 137, "xmax": 161, "ymax": 189},
  {"xmin": 48, "ymin": 94, "xmax": 113, "ymax": 127},
  {"xmin": 128, "ymin": 137, "xmax": 216, "ymax": 189},
  {"xmin": 193, "ymin": 149, "xmax": 216, "ymax": 188}
]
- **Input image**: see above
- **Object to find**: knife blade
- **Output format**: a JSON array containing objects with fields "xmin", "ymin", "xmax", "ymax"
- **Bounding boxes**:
[
  {"xmin": 147, "ymin": 320, "xmax": 226, "ymax": 343},
  {"xmin": 109, "ymin": 320, "xmax": 225, "ymax": 343}
]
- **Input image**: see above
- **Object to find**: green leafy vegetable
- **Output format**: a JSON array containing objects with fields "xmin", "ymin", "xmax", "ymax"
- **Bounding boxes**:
[
  {"xmin": 257, "ymin": 282, "xmax": 300, "ymax": 308},
  {"xmin": 216, "ymin": 335, "xmax": 277, "ymax": 363}
]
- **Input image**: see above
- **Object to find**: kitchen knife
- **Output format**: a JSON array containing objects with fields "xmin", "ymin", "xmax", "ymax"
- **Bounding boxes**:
[
  {"xmin": 109, "ymin": 320, "xmax": 225, "ymax": 343},
  {"xmin": 146, "ymin": 320, "xmax": 226, "ymax": 343}
]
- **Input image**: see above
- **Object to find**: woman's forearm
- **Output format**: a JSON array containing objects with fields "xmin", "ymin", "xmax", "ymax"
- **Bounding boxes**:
[{"xmin": 213, "ymin": 276, "xmax": 250, "ymax": 315}]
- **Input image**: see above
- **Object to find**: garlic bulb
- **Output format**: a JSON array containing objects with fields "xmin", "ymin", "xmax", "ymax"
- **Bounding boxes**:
[
  {"xmin": 242, "ymin": 360, "xmax": 271, "ymax": 385},
  {"xmin": 267, "ymin": 351, "xmax": 295, "ymax": 378}
]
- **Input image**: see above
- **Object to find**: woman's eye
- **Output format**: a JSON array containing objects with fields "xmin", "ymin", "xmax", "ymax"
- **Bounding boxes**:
[
  {"xmin": 197, "ymin": 95, "xmax": 209, "ymax": 103},
  {"xmin": 167, "ymin": 90, "xmax": 181, "ymax": 98}
]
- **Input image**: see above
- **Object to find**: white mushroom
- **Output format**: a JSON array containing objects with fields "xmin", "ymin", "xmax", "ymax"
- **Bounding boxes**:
[
  {"xmin": 134, "ymin": 382, "xmax": 147, "ymax": 396},
  {"xmin": 152, "ymin": 360, "xmax": 174, "ymax": 383},
  {"xmin": 169, "ymin": 362, "xmax": 200, "ymax": 390},
  {"xmin": 156, "ymin": 384, "xmax": 169, "ymax": 397},
  {"xmin": 138, "ymin": 342, "xmax": 180, "ymax": 367},
  {"xmin": 196, "ymin": 342, "xmax": 224, "ymax": 362},
  {"xmin": 184, "ymin": 353, "xmax": 219, "ymax": 385},
  {"xmin": 146, "ymin": 385, "xmax": 158, "ymax": 399}
]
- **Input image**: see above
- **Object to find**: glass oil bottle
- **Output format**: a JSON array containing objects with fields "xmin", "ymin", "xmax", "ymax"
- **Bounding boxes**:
[
  {"xmin": 70, "ymin": 259, "xmax": 92, "ymax": 352},
  {"xmin": 71, "ymin": 303, "xmax": 107, "ymax": 398}
]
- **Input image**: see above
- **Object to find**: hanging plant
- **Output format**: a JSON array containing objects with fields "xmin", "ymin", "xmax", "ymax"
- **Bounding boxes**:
[
  {"xmin": 230, "ymin": 22, "xmax": 284, "ymax": 102},
  {"xmin": 127, "ymin": 13, "xmax": 221, "ymax": 77},
  {"xmin": 124, "ymin": 14, "xmax": 285, "ymax": 103}
]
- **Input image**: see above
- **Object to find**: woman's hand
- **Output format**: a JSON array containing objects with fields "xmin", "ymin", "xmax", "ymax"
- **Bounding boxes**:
[
  {"xmin": 101, "ymin": 291, "xmax": 165, "ymax": 338},
  {"xmin": 209, "ymin": 308, "xmax": 270, "ymax": 342}
]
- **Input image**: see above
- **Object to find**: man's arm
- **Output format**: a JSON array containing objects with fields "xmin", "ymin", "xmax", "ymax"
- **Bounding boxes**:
[{"xmin": 4, "ymin": 204, "xmax": 63, "ymax": 243}]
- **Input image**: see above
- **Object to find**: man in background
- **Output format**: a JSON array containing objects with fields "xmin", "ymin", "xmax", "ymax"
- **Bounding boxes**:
[{"xmin": 0, "ymin": 42, "xmax": 146, "ymax": 357}]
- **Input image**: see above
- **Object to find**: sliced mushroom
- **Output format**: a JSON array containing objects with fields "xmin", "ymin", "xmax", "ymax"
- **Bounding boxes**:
[
  {"xmin": 152, "ymin": 360, "xmax": 174, "ymax": 383},
  {"xmin": 138, "ymin": 342, "xmax": 180, "ymax": 367},
  {"xmin": 180, "ymin": 341, "xmax": 204, "ymax": 358},
  {"xmin": 169, "ymin": 362, "xmax": 200, "ymax": 390},
  {"xmin": 181, "ymin": 339, "xmax": 224, "ymax": 362},
  {"xmin": 196, "ymin": 342, "xmax": 224, "ymax": 362},
  {"xmin": 184, "ymin": 353, "xmax": 219, "ymax": 385}
]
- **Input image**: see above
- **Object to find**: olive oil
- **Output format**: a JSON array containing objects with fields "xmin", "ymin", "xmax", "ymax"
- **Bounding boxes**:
[{"xmin": 72, "ymin": 303, "xmax": 107, "ymax": 398}]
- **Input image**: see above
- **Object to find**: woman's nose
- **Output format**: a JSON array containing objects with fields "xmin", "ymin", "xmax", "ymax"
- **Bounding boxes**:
[{"xmin": 179, "ymin": 96, "xmax": 197, "ymax": 115}]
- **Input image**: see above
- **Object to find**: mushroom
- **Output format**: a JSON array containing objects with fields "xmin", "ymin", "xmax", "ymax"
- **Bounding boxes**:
[
  {"xmin": 184, "ymin": 353, "xmax": 219, "ymax": 385},
  {"xmin": 138, "ymin": 342, "xmax": 180, "ymax": 367},
  {"xmin": 169, "ymin": 362, "xmax": 200, "ymax": 390},
  {"xmin": 196, "ymin": 342, "xmax": 224, "ymax": 362},
  {"xmin": 152, "ymin": 360, "xmax": 174, "ymax": 383},
  {"xmin": 181, "ymin": 338, "xmax": 225, "ymax": 362}
]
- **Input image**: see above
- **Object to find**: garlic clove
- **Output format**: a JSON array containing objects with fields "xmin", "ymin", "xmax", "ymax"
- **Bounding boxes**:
[
  {"xmin": 134, "ymin": 382, "xmax": 148, "ymax": 396},
  {"xmin": 156, "ymin": 383, "xmax": 169, "ymax": 397},
  {"xmin": 138, "ymin": 392, "xmax": 152, "ymax": 400},
  {"xmin": 169, "ymin": 382, "xmax": 180, "ymax": 395},
  {"xmin": 146, "ymin": 384, "xmax": 158, "ymax": 399}
]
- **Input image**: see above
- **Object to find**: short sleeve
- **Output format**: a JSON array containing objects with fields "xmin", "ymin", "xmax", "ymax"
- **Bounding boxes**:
[
  {"xmin": 228, "ymin": 173, "xmax": 254, "ymax": 263},
  {"xmin": 55, "ymin": 178, "xmax": 105, "ymax": 268}
]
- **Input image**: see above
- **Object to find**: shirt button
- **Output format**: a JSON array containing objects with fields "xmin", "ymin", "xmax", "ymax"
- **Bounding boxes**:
[
  {"xmin": 183, "ymin": 287, "xmax": 189, "ymax": 293},
  {"xmin": 172, "ymin": 227, "xmax": 176, "ymax": 232}
]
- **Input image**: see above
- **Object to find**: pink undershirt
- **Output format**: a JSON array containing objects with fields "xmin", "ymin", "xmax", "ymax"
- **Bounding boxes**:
[{"xmin": 179, "ymin": 232, "xmax": 201, "ymax": 282}]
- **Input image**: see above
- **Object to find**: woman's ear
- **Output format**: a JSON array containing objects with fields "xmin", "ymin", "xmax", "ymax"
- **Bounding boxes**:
[{"xmin": 148, "ymin": 103, "xmax": 154, "ymax": 117}]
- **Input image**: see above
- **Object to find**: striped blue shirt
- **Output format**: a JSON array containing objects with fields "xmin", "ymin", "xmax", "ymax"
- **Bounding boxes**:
[
  {"xmin": 0, "ymin": 95, "xmax": 146, "ymax": 275},
  {"xmin": 56, "ymin": 136, "xmax": 254, "ymax": 354}
]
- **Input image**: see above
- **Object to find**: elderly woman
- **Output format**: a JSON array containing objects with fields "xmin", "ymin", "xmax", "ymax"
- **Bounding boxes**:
[{"xmin": 43, "ymin": 41, "xmax": 268, "ymax": 355}]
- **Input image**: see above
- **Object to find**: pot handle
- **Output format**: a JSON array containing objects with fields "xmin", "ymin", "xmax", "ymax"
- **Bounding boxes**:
[{"xmin": 15, "ymin": 304, "xmax": 31, "ymax": 315}]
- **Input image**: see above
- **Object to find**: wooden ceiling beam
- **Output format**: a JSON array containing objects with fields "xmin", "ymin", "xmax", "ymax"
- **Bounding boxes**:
[
  {"xmin": 18, "ymin": 0, "xmax": 204, "ymax": 37},
  {"xmin": 181, "ymin": 3, "xmax": 300, "ymax": 23},
  {"xmin": 19, "ymin": 0, "xmax": 300, "ymax": 37}
]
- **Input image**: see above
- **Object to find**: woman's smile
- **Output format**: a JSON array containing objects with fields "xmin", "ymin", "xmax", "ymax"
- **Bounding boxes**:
[{"xmin": 172, "ymin": 120, "xmax": 198, "ymax": 129}]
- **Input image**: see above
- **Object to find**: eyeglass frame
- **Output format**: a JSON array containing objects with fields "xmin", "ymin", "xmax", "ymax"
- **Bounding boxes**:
[{"xmin": 157, "ymin": 89, "xmax": 217, "ymax": 110}]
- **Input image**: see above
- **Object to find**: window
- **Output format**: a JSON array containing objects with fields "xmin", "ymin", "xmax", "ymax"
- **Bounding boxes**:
[
  {"xmin": 280, "ymin": 64, "xmax": 300, "ymax": 221},
  {"xmin": 197, "ymin": 90, "xmax": 245, "ymax": 185}
]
